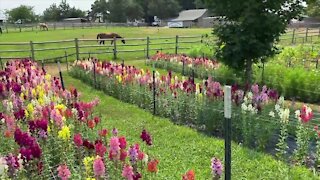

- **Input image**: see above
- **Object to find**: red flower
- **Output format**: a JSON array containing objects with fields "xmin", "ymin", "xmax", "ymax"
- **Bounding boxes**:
[
  {"xmin": 98, "ymin": 129, "xmax": 108, "ymax": 137},
  {"xmin": 87, "ymin": 120, "xmax": 95, "ymax": 129},
  {"xmin": 119, "ymin": 136, "xmax": 127, "ymax": 149},
  {"xmin": 182, "ymin": 170, "xmax": 195, "ymax": 180},
  {"xmin": 95, "ymin": 142, "xmax": 107, "ymax": 157},
  {"xmin": 147, "ymin": 159, "xmax": 159, "ymax": 173},
  {"xmin": 300, "ymin": 105, "xmax": 313, "ymax": 123},
  {"xmin": 64, "ymin": 109, "xmax": 72, "ymax": 118},
  {"xmin": 94, "ymin": 116, "xmax": 100, "ymax": 124},
  {"xmin": 138, "ymin": 151, "xmax": 144, "ymax": 161},
  {"xmin": 120, "ymin": 149, "xmax": 127, "ymax": 161}
]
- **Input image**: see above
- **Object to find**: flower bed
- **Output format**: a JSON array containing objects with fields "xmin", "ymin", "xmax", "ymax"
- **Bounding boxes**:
[
  {"xmin": 149, "ymin": 52, "xmax": 244, "ymax": 85},
  {"xmin": 70, "ymin": 59, "xmax": 320, "ymax": 171},
  {"xmin": 70, "ymin": 59, "xmax": 282, "ymax": 150},
  {"xmin": 0, "ymin": 59, "xmax": 223, "ymax": 179}
]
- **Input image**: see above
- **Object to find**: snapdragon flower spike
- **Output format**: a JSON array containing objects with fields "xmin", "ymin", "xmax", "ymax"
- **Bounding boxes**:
[
  {"xmin": 300, "ymin": 105, "xmax": 313, "ymax": 123},
  {"xmin": 140, "ymin": 129, "xmax": 152, "ymax": 146},
  {"xmin": 211, "ymin": 157, "xmax": 223, "ymax": 178}
]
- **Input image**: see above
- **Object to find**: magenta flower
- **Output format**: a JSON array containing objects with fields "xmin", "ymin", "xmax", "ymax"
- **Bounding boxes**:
[
  {"xmin": 57, "ymin": 164, "xmax": 71, "ymax": 180},
  {"xmin": 93, "ymin": 157, "xmax": 105, "ymax": 177},
  {"xmin": 83, "ymin": 139, "xmax": 94, "ymax": 150},
  {"xmin": 95, "ymin": 142, "xmax": 107, "ymax": 157},
  {"xmin": 122, "ymin": 164, "xmax": 134, "ymax": 180},
  {"xmin": 119, "ymin": 136, "xmax": 127, "ymax": 149},
  {"xmin": 73, "ymin": 133, "xmax": 83, "ymax": 147},
  {"xmin": 140, "ymin": 129, "xmax": 152, "ymax": 146},
  {"xmin": 112, "ymin": 128, "xmax": 118, "ymax": 136}
]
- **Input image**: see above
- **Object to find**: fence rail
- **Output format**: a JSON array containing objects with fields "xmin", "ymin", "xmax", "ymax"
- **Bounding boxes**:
[{"xmin": 0, "ymin": 35, "xmax": 204, "ymax": 62}]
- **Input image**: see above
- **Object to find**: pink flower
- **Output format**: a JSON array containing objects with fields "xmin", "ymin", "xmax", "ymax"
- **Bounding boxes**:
[
  {"xmin": 93, "ymin": 157, "xmax": 105, "ymax": 177},
  {"xmin": 112, "ymin": 128, "xmax": 118, "ymax": 136},
  {"xmin": 57, "ymin": 164, "xmax": 71, "ymax": 180},
  {"xmin": 300, "ymin": 105, "xmax": 313, "ymax": 123},
  {"xmin": 122, "ymin": 164, "xmax": 134, "ymax": 180},
  {"xmin": 109, "ymin": 137, "xmax": 120, "ymax": 160},
  {"xmin": 73, "ymin": 133, "xmax": 83, "ymax": 147}
]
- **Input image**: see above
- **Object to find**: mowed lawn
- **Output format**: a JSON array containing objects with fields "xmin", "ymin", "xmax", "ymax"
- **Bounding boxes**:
[
  {"xmin": 63, "ymin": 74, "xmax": 317, "ymax": 179},
  {"xmin": 0, "ymin": 27, "xmax": 211, "ymax": 60}
]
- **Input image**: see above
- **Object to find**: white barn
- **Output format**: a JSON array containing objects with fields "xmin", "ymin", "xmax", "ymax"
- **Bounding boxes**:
[{"xmin": 168, "ymin": 9, "xmax": 209, "ymax": 28}]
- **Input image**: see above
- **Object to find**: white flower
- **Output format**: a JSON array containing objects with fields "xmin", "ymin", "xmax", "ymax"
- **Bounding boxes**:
[
  {"xmin": 278, "ymin": 96, "xmax": 285, "ymax": 105},
  {"xmin": 0, "ymin": 157, "xmax": 8, "ymax": 175},
  {"xmin": 280, "ymin": 108, "xmax": 290, "ymax": 124},
  {"xmin": 295, "ymin": 110, "xmax": 300, "ymax": 119},
  {"xmin": 143, "ymin": 154, "xmax": 148, "ymax": 164},
  {"xmin": 275, "ymin": 104, "xmax": 280, "ymax": 113},
  {"xmin": 247, "ymin": 92, "xmax": 253, "ymax": 100},
  {"xmin": 71, "ymin": 108, "xmax": 78, "ymax": 117},
  {"xmin": 241, "ymin": 103, "xmax": 248, "ymax": 112},
  {"xmin": 269, "ymin": 111, "xmax": 275, "ymax": 118}
]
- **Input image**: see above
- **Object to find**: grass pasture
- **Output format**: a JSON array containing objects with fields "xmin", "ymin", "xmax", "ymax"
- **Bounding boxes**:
[{"xmin": 0, "ymin": 27, "xmax": 211, "ymax": 61}]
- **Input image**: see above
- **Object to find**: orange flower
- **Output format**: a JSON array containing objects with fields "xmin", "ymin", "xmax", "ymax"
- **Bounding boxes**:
[
  {"xmin": 87, "ymin": 120, "xmax": 95, "ymax": 129},
  {"xmin": 182, "ymin": 170, "xmax": 195, "ymax": 180},
  {"xmin": 4, "ymin": 130, "xmax": 12, "ymax": 138},
  {"xmin": 147, "ymin": 159, "xmax": 159, "ymax": 173}
]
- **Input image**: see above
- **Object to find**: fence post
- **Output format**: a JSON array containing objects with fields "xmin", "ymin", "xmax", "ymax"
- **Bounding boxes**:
[
  {"xmin": 146, "ymin": 36, "xmax": 150, "ymax": 59},
  {"xmin": 316, "ymin": 58, "xmax": 319, "ymax": 69},
  {"xmin": 41, "ymin": 59, "xmax": 45, "ymax": 73},
  {"xmin": 291, "ymin": 29, "xmax": 295, "ymax": 44},
  {"xmin": 175, "ymin": 35, "xmax": 179, "ymax": 54},
  {"xmin": 19, "ymin": 25, "xmax": 21, "ymax": 32},
  {"xmin": 30, "ymin": 41, "xmax": 35, "ymax": 60},
  {"xmin": 182, "ymin": 59, "xmax": 185, "ymax": 76},
  {"xmin": 113, "ymin": 37, "xmax": 117, "ymax": 60},
  {"xmin": 75, "ymin": 38, "xmax": 80, "ymax": 60},
  {"xmin": 72, "ymin": 23, "xmax": 75, "ymax": 29},
  {"xmin": 262, "ymin": 62, "xmax": 265, "ymax": 84},
  {"xmin": 224, "ymin": 86, "xmax": 232, "ymax": 180},
  {"xmin": 305, "ymin": 28, "xmax": 309, "ymax": 42},
  {"xmin": 65, "ymin": 51, "xmax": 69, "ymax": 71},
  {"xmin": 93, "ymin": 60, "xmax": 97, "ymax": 88},
  {"xmin": 0, "ymin": 57, "xmax": 3, "ymax": 70},
  {"xmin": 153, "ymin": 70, "xmax": 156, "ymax": 115},
  {"xmin": 57, "ymin": 60, "xmax": 65, "ymax": 91}
]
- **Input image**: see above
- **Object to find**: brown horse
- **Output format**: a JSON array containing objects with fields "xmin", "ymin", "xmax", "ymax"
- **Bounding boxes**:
[
  {"xmin": 39, "ymin": 23, "xmax": 48, "ymax": 31},
  {"xmin": 97, "ymin": 33, "xmax": 126, "ymax": 45}
]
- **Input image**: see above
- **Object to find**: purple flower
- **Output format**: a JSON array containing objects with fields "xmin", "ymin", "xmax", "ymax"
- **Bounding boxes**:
[
  {"xmin": 128, "ymin": 146, "xmax": 138, "ymax": 164},
  {"xmin": 140, "ymin": 129, "xmax": 152, "ymax": 146},
  {"xmin": 211, "ymin": 157, "xmax": 223, "ymax": 178},
  {"xmin": 112, "ymin": 128, "xmax": 118, "ymax": 136}
]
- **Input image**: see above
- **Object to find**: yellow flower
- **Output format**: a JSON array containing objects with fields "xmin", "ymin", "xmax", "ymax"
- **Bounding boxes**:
[
  {"xmin": 26, "ymin": 103, "xmax": 34, "ymax": 117},
  {"xmin": 31, "ymin": 89, "xmax": 36, "ymax": 97},
  {"xmin": 116, "ymin": 75, "xmax": 122, "ymax": 83},
  {"xmin": 55, "ymin": 104, "xmax": 66, "ymax": 111},
  {"xmin": 83, "ymin": 156, "xmax": 95, "ymax": 172},
  {"xmin": 45, "ymin": 74, "xmax": 51, "ymax": 81},
  {"xmin": 24, "ymin": 110, "xmax": 29, "ymax": 118},
  {"xmin": 58, "ymin": 126, "xmax": 70, "ymax": 141},
  {"xmin": 47, "ymin": 126, "xmax": 51, "ymax": 133},
  {"xmin": 86, "ymin": 178, "xmax": 95, "ymax": 180},
  {"xmin": 20, "ymin": 93, "xmax": 24, "ymax": 99}
]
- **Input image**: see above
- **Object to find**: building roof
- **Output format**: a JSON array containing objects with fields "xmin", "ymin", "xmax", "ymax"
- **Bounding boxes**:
[
  {"xmin": 170, "ymin": 9, "xmax": 207, "ymax": 22},
  {"xmin": 63, "ymin": 18, "xmax": 85, "ymax": 21}
]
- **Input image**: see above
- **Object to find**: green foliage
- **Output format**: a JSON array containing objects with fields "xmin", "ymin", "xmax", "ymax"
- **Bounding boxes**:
[
  {"xmin": 306, "ymin": 0, "xmax": 320, "ymax": 17},
  {"xmin": 204, "ymin": 0, "xmax": 305, "ymax": 82},
  {"xmin": 108, "ymin": 0, "xmax": 127, "ymax": 22},
  {"xmin": 42, "ymin": 1, "xmax": 85, "ymax": 22},
  {"xmin": 187, "ymin": 45, "xmax": 213, "ymax": 58},
  {"xmin": 90, "ymin": 0, "xmax": 109, "ymax": 22},
  {"xmin": 125, "ymin": 0, "xmax": 145, "ymax": 21},
  {"xmin": 148, "ymin": 0, "xmax": 181, "ymax": 19},
  {"xmin": 6, "ymin": 5, "xmax": 37, "ymax": 23}
]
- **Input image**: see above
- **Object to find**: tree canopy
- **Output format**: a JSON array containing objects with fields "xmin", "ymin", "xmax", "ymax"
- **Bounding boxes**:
[
  {"xmin": 204, "ymin": 0, "xmax": 305, "ymax": 82},
  {"xmin": 42, "ymin": 1, "xmax": 85, "ymax": 21},
  {"xmin": 6, "ymin": 5, "xmax": 37, "ymax": 23}
]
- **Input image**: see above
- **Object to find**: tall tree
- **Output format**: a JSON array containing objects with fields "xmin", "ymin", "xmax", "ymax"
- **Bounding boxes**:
[
  {"xmin": 125, "ymin": 0, "xmax": 144, "ymax": 21},
  {"xmin": 204, "ymin": 0, "xmax": 305, "ymax": 83},
  {"xmin": 306, "ymin": 0, "xmax": 320, "ymax": 17},
  {"xmin": 194, "ymin": 0, "xmax": 206, "ymax": 9},
  {"xmin": 177, "ymin": 0, "xmax": 196, "ymax": 9},
  {"xmin": 6, "ymin": 5, "xmax": 37, "ymax": 23},
  {"xmin": 42, "ymin": 1, "xmax": 85, "ymax": 21},
  {"xmin": 43, "ymin": 4, "xmax": 61, "ymax": 21},
  {"xmin": 108, "ymin": 0, "xmax": 127, "ymax": 22},
  {"xmin": 90, "ymin": 0, "xmax": 109, "ymax": 22},
  {"xmin": 148, "ymin": 0, "xmax": 181, "ymax": 19}
]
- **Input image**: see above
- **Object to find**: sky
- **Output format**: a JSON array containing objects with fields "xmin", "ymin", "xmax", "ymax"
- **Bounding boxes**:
[{"xmin": 0, "ymin": 0, "xmax": 95, "ymax": 18}]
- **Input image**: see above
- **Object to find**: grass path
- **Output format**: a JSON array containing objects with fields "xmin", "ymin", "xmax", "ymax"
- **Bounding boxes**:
[{"xmin": 63, "ymin": 74, "xmax": 317, "ymax": 179}]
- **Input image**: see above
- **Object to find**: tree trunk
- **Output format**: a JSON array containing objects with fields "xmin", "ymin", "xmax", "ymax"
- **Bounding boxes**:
[{"xmin": 245, "ymin": 60, "xmax": 253, "ymax": 86}]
